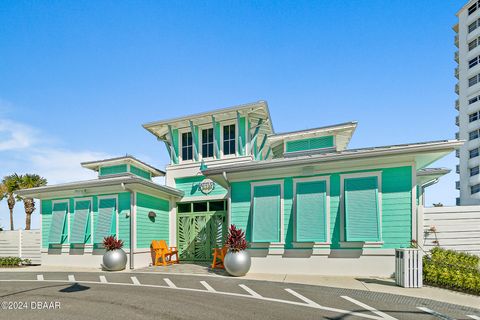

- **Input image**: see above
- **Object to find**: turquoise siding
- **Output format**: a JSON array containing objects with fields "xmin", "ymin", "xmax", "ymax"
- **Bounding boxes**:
[
  {"xmin": 99, "ymin": 164, "xmax": 128, "ymax": 176},
  {"xmin": 175, "ymin": 176, "xmax": 227, "ymax": 198},
  {"xmin": 230, "ymin": 166, "xmax": 412, "ymax": 249},
  {"xmin": 41, "ymin": 192, "xmax": 131, "ymax": 249},
  {"xmin": 136, "ymin": 192, "xmax": 170, "ymax": 248},
  {"xmin": 286, "ymin": 136, "xmax": 334, "ymax": 153},
  {"xmin": 130, "ymin": 165, "xmax": 151, "ymax": 179}
]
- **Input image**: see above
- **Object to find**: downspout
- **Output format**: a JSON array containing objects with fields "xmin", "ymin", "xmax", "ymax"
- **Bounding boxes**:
[{"xmin": 121, "ymin": 182, "xmax": 135, "ymax": 270}]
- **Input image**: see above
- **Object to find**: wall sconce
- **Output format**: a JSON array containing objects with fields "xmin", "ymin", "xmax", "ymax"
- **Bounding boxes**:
[{"xmin": 148, "ymin": 211, "xmax": 156, "ymax": 218}]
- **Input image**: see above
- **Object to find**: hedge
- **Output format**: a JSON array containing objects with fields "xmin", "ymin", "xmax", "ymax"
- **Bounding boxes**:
[
  {"xmin": 423, "ymin": 247, "xmax": 480, "ymax": 295},
  {"xmin": 0, "ymin": 257, "xmax": 31, "ymax": 267}
]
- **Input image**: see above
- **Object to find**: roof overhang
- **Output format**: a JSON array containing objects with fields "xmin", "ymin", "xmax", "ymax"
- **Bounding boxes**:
[
  {"xmin": 416, "ymin": 168, "xmax": 451, "ymax": 187},
  {"xmin": 16, "ymin": 175, "xmax": 183, "ymax": 200},
  {"xmin": 203, "ymin": 140, "xmax": 463, "ymax": 187},
  {"xmin": 267, "ymin": 121, "xmax": 357, "ymax": 152},
  {"xmin": 81, "ymin": 156, "xmax": 165, "ymax": 177},
  {"xmin": 142, "ymin": 100, "xmax": 274, "ymax": 141}
]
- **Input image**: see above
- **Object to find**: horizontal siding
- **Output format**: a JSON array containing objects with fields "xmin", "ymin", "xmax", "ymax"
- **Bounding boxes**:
[
  {"xmin": 136, "ymin": 192, "xmax": 169, "ymax": 249},
  {"xmin": 0, "ymin": 230, "xmax": 41, "ymax": 264},
  {"xmin": 99, "ymin": 164, "xmax": 128, "ymax": 176},
  {"xmin": 130, "ymin": 165, "xmax": 151, "ymax": 180},
  {"xmin": 424, "ymin": 206, "xmax": 480, "ymax": 255}
]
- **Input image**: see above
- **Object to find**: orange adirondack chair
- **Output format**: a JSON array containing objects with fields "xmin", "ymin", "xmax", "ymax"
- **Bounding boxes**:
[
  {"xmin": 151, "ymin": 240, "xmax": 179, "ymax": 266},
  {"xmin": 211, "ymin": 245, "xmax": 228, "ymax": 269}
]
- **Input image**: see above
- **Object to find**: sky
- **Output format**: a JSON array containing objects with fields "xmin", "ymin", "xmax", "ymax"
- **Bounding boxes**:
[{"xmin": 0, "ymin": 1, "xmax": 462, "ymax": 230}]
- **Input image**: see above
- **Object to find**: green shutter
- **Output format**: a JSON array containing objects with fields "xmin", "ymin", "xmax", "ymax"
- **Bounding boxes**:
[
  {"xmin": 48, "ymin": 202, "xmax": 68, "ymax": 244},
  {"xmin": 344, "ymin": 176, "xmax": 380, "ymax": 242},
  {"xmin": 286, "ymin": 136, "xmax": 334, "ymax": 153},
  {"xmin": 252, "ymin": 184, "xmax": 281, "ymax": 242},
  {"xmin": 70, "ymin": 200, "xmax": 91, "ymax": 244},
  {"xmin": 296, "ymin": 180, "xmax": 327, "ymax": 242},
  {"xmin": 94, "ymin": 198, "xmax": 116, "ymax": 243}
]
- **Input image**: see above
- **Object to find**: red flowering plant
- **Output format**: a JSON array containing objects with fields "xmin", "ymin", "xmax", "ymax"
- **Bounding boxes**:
[
  {"xmin": 103, "ymin": 236, "xmax": 124, "ymax": 251},
  {"xmin": 225, "ymin": 224, "xmax": 248, "ymax": 252}
]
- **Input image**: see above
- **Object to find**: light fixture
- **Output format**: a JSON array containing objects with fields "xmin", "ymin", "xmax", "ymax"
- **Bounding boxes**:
[{"xmin": 148, "ymin": 211, "xmax": 156, "ymax": 218}]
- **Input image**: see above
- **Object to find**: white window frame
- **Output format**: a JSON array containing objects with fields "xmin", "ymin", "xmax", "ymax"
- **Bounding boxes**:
[
  {"xmin": 97, "ymin": 195, "xmax": 120, "ymax": 241},
  {"xmin": 51, "ymin": 199, "xmax": 70, "ymax": 245},
  {"xmin": 178, "ymin": 128, "xmax": 194, "ymax": 163},
  {"xmin": 292, "ymin": 176, "xmax": 331, "ymax": 246},
  {"xmin": 199, "ymin": 126, "xmax": 215, "ymax": 160},
  {"xmin": 220, "ymin": 120, "xmax": 238, "ymax": 158},
  {"xmin": 339, "ymin": 171, "xmax": 383, "ymax": 248},
  {"xmin": 73, "ymin": 197, "xmax": 94, "ymax": 245},
  {"xmin": 250, "ymin": 180, "xmax": 285, "ymax": 246}
]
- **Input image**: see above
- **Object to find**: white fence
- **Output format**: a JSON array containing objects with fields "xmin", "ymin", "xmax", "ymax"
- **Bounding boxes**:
[
  {"xmin": 0, "ymin": 229, "xmax": 41, "ymax": 264},
  {"xmin": 423, "ymin": 206, "xmax": 480, "ymax": 255}
]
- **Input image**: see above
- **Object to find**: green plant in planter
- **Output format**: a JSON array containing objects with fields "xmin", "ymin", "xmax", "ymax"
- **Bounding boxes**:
[{"xmin": 103, "ymin": 236, "xmax": 124, "ymax": 251}]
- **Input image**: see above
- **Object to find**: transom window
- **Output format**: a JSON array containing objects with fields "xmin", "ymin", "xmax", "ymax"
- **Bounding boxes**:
[
  {"xmin": 223, "ymin": 124, "xmax": 236, "ymax": 155},
  {"xmin": 202, "ymin": 128, "xmax": 214, "ymax": 158},
  {"xmin": 471, "ymin": 166, "xmax": 480, "ymax": 177},
  {"xmin": 182, "ymin": 132, "xmax": 193, "ymax": 161}
]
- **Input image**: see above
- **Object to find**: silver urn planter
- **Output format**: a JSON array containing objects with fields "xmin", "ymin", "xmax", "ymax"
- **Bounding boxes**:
[
  {"xmin": 103, "ymin": 249, "xmax": 127, "ymax": 271},
  {"xmin": 224, "ymin": 250, "xmax": 251, "ymax": 277}
]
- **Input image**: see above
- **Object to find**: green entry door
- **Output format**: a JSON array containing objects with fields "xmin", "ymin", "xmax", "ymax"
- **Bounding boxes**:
[{"xmin": 176, "ymin": 200, "xmax": 227, "ymax": 261}]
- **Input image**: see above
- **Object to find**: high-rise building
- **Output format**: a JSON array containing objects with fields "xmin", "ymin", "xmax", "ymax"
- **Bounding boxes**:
[{"xmin": 454, "ymin": 0, "xmax": 480, "ymax": 205}]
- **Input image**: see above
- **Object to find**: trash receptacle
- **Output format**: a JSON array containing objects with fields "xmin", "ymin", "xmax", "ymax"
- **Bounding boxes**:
[{"xmin": 395, "ymin": 248, "xmax": 422, "ymax": 288}]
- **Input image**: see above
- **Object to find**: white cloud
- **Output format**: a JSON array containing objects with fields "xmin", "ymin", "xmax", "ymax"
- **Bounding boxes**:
[{"xmin": 0, "ymin": 119, "xmax": 39, "ymax": 151}]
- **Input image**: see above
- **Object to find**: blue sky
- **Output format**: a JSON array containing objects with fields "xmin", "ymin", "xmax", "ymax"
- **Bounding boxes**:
[{"xmin": 0, "ymin": 1, "xmax": 461, "ymax": 230}]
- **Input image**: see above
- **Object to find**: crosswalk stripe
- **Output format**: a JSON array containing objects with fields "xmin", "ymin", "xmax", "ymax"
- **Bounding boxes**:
[
  {"xmin": 285, "ymin": 288, "xmax": 320, "ymax": 307},
  {"xmin": 99, "ymin": 275, "xmax": 107, "ymax": 283},
  {"xmin": 164, "ymin": 278, "xmax": 177, "ymax": 288},
  {"xmin": 36, "ymin": 274, "xmax": 44, "ymax": 281},
  {"xmin": 68, "ymin": 275, "xmax": 75, "ymax": 282},
  {"xmin": 342, "ymin": 296, "xmax": 397, "ymax": 320},
  {"xmin": 239, "ymin": 284, "xmax": 262, "ymax": 298},
  {"xmin": 417, "ymin": 307, "xmax": 455, "ymax": 320},
  {"xmin": 200, "ymin": 281, "xmax": 216, "ymax": 292},
  {"xmin": 130, "ymin": 276, "xmax": 140, "ymax": 285},
  {"xmin": 467, "ymin": 315, "xmax": 480, "ymax": 320}
]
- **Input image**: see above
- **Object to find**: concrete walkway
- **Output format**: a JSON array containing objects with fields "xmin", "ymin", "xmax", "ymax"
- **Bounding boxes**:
[{"xmin": 3, "ymin": 264, "xmax": 479, "ymax": 310}]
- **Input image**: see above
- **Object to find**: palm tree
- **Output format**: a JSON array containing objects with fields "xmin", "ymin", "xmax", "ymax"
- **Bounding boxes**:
[
  {"xmin": 19, "ymin": 174, "xmax": 47, "ymax": 230},
  {"xmin": 0, "ymin": 174, "xmax": 22, "ymax": 230}
]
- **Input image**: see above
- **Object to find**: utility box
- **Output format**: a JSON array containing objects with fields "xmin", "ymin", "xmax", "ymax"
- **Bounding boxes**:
[{"xmin": 395, "ymin": 248, "xmax": 423, "ymax": 288}]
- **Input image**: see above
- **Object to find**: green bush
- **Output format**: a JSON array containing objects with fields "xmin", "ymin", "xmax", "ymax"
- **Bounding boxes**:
[
  {"xmin": 0, "ymin": 256, "xmax": 31, "ymax": 267},
  {"xmin": 423, "ymin": 247, "xmax": 480, "ymax": 295}
]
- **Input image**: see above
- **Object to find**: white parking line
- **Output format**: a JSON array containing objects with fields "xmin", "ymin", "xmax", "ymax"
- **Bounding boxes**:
[
  {"xmin": 131, "ymin": 276, "xmax": 140, "ymax": 286},
  {"xmin": 163, "ymin": 278, "xmax": 176, "ymax": 288},
  {"xmin": 68, "ymin": 275, "xmax": 75, "ymax": 282},
  {"xmin": 467, "ymin": 316, "xmax": 480, "ymax": 320},
  {"xmin": 239, "ymin": 284, "xmax": 262, "ymax": 298},
  {"xmin": 342, "ymin": 296, "xmax": 397, "ymax": 320},
  {"xmin": 200, "ymin": 281, "xmax": 216, "ymax": 292},
  {"xmin": 285, "ymin": 288, "xmax": 321, "ymax": 307},
  {"xmin": 417, "ymin": 307, "xmax": 455, "ymax": 320},
  {"xmin": 99, "ymin": 276, "xmax": 107, "ymax": 283},
  {"xmin": 36, "ymin": 275, "xmax": 44, "ymax": 281}
]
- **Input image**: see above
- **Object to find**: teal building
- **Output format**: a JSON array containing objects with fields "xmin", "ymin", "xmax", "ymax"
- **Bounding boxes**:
[{"xmin": 18, "ymin": 101, "xmax": 461, "ymax": 275}]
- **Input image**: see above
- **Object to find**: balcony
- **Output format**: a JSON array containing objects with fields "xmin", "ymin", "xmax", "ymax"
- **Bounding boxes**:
[
  {"xmin": 456, "ymin": 180, "xmax": 460, "ymax": 190},
  {"xmin": 453, "ymin": 23, "xmax": 459, "ymax": 33},
  {"xmin": 455, "ymin": 67, "xmax": 459, "ymax": 79},
  {"xmin": 456, "ymin": 99, "xmax": 460, "ymax": 110},
  {"xmin": 455, "ymin": 83, "xmax": 460, "ymax": 95},
  {"xmin": 456, "ymin": 164, "xmax": 460, "ymax": 173},
  {"xmin": 455, "ymin": 34, "xmax": 459, "ymax": 48},
  {"xmin": 456, "ymin": 115, "xmax": 460, "ymax": 126},
  {"xmin": 455, "ymin": 51, "xmax": 459, "ymax": 63}
]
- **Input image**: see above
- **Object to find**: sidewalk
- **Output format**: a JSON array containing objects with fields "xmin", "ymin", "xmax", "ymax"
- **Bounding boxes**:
[{"xmin": 3, "ymin": 264, "xmax": 479, "ymax": 310}]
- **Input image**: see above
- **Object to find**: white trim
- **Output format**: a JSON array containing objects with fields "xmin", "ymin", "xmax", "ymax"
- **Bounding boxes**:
[
  {"xmin": 178, "ymin": 128, "xmax": 194, "ymax": 164},
  {"xmin": 52, "ymin": 199, "xmax": 70, "ymax": 243},
  {"xmin": 220, "ymin": 120, "xmax": 238, "ymax": 158},
  {"xmin": 73, "ymin": 197, "xmax": 94, "ymax": 245},
  {"xmin": 292, "ymin": 176, "xmax": 330, "ymax": 244},
  {"xmin": 411, "ymin": 162, "xmax": 418, "ymax": 246},
  {"xmin": 340, "ymin": 171, "xmax": 382, "ymax": 243},
  {"xmin": 198, "ymin": 125, "xmax": 215, "ymax": 161},
  {"xmin": 39, "ymin": 200, "xmax": 43, "ymax": 248},
  {"xmin": 250, "ymin": 180, "xmax": 285, "ymax": 245},
  {"xmin": 133, "ymin": 192, "xmax": 137, "ymax": 251},
  {"xmin": 169, "ymin": 197, "xmax": 176, "ymax": 247},
  {"xmin": 97, "ymin": 194, "xmax": 119, "ymax": 241}
]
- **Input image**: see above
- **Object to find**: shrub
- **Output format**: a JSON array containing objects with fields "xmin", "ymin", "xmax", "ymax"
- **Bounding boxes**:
[
  {"xmin": 226, "ymin": 224, "xmax": 247, "ymax": 252},
  {"xmin": 423, "ymin": 247, "xmax": 480, "ymax": 295},
  {"xmin": 0, "ymin": 256, "xmax": 28, "ymax": 267},
  {"xmin": 103, "ymin": 236, "xmax": 124, "ymax": 251}
]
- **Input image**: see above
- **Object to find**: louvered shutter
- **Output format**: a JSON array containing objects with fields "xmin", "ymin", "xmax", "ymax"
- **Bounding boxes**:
[
  {"xmin": 70, "ymin": 200, "xmax": 91, "ymax": 244},
  {"xmin": 253, "ymin": 184, "xmax": 281, "ymax": 242},
  {"xmin": 48, "ymin": 202, "xmax": 68, "ymax": 244},
  {"xmin": 344, "ymin": 176, "xmax": 380, "ymax": 242},
  {"xmin": 296, "ymin": 180, "xmax": 327, "ymax": 242},
  {"xmin": 94, "ymin": 198, "xmax": 116, "ymax": 243}
]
